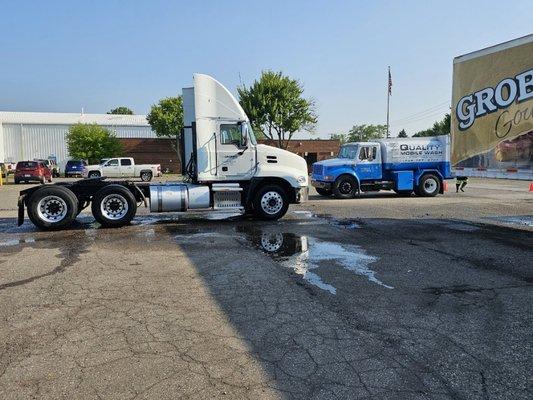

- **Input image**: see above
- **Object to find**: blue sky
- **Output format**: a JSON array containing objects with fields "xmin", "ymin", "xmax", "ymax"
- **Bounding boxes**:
[{"xmin": 1, "ymin": 0, "xmax": 531, "ymax": 138}]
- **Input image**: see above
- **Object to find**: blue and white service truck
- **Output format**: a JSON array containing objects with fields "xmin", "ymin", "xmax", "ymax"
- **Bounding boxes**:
[{"xmin": 311, "ymin": 135, "xmax": 453, "ymax": 198}]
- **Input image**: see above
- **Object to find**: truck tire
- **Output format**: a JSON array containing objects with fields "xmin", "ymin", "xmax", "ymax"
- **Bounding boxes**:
[
  {"xmin": 333, "ymin": 175, "xmax": 357, "ymax": 199},
  {"xmin": 88, "ymin": 171, "xmax": 101, "ymax": 178},
  {"xmin": 91, "ymin": 185, "xmax": 137, "ymax": 228},
  {"xmin": 316, "ymin": 188, "xmax": 332, "ymax": 197},
  {"xmin": 27, "ymin": 185, "xmax": 78, "ymax": 230},
  {"xmin": 253, "ymin": 185, "xmax": 289, "ymax": 220},
  {"xmin": 417, "ymin": 174, "xmax": 440, "ymax": 197},
  {"xmin": 140, "ymin": 171, "xmax": 152, "ymax": 182}
]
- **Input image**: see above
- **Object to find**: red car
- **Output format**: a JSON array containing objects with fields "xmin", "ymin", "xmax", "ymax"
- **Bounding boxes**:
[{"xmin": 14, "ymin": 161, "xmax": 52, "ymax": 184}]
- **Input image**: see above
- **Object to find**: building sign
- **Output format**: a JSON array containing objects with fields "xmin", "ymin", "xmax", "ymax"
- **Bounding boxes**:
[{"xmin": 451, "ymin": 35, "xmax": 533, "ymax": 165}]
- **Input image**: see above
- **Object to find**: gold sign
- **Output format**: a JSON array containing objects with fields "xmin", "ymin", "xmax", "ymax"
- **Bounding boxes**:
[{"xmin": 451, "ymin": 35, "xmax": 533, "ymax": 164}]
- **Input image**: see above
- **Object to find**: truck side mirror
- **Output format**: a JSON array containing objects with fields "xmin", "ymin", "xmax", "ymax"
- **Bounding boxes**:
[{"xmin": 241, "ymin": 123, "xmax": 249, "ymax": 149}]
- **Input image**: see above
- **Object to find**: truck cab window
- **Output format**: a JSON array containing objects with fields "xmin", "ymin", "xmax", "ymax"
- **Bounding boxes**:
[
  {"xmin": 106, "ymin": 159, "xmax": 119, "ymax": 166},
  {"xmin": 359, "ymin": 147, "xmax": 369, "ymax": 161},
  {"xmin": 220, "ymin": 124, "xmax": 242, "ymax": 146},
  {"xmin": 120, "ymin": 159, "xmax": 132, "ymax": 166}
]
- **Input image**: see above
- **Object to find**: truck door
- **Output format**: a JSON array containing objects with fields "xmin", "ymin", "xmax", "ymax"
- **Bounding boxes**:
[
  {"xmin": 356, "ymin": 145, "xmax": 382, "ymax": 180},
  {"xmin": 216, "ymin": 122, "xmax": 255, "ymax": 179},
  {"xmin": 119, "ymin": 158, "xmax": 135, "ymax": 177},
  {"xmin": 103, "ymin": 158, "xmax": 120, "ymax": 177}
]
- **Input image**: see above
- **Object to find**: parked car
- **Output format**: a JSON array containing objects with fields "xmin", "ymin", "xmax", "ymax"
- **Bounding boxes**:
[
  {"xmin": 83, "ymin": 157, "xmax": 162, "ymax": 181},
  {"xmin": 65, "ymin": 160, "xmax": 87, "ymax": 177},
  {"xmin": 35, "ymin": 159, "xmax": 60, "ymax": 177},
  {"xmin": 14, "ymin": 161, "xmax": 52, "ymax": 184}
]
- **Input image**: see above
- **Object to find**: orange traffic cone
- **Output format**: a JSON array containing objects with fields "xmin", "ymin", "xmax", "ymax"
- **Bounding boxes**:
[{"xmin": 529, "ymin": 182, "xmax": 533, "ymax": 192}]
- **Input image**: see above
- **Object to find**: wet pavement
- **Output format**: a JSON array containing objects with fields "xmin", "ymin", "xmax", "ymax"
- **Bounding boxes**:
[{"xmin": 0, "ymin": 209, "xmax": 531, "ymax": 400}]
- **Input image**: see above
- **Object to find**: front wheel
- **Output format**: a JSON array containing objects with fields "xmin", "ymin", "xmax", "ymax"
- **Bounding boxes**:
[
  {"xmin": 27, "ymin": 186, "xmax": 78, "ymax": 230},
  {"xmin": 91, "ymin": 185, "xmax": 137, "ymax": 228},
  {"xmin": 316, "ymin": 188, "xmax": 332, "ymax": 197},
  {"xmin": 88, "ymin": 171, "xmax": 101, "ymax": 179},
  {"xmin": 253, "ymin": 185, "xmax": 289, "ymax": 220},
  {"xmin": 333, "ymin": 175, "xmax": 357, "ymax": 199}
]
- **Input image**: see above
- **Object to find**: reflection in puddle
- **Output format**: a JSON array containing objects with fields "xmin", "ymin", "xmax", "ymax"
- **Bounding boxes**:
[{"xmin": 239, "ymin": 227, "xmax": 392, "ymax": 294}]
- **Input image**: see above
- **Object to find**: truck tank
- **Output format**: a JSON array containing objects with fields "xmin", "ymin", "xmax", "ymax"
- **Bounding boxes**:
[{"xmin": 378, "ymin": 135, "xmax": 450, "ymax": 166}]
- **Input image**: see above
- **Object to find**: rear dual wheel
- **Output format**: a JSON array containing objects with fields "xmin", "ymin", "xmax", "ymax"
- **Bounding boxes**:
[
  {"xmin": 416, "ymin": 174, "xmax": 441, "ymax": 197},
  {"xmin": 91, "ymin": 185, "xmax": 137, "ymax": 228},
  {"xmin": 27, "ymin": 186, "xmax": 78, "ymax": 230}
]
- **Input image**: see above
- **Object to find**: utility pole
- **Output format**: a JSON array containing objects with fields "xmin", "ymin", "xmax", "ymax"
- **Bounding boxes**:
[{"xmin": 386, "ymin": 66, "xmax": 391, "ymax": 138}]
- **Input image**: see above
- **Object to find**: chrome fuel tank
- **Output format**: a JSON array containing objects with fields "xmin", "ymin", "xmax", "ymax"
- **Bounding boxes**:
[{"xmin": 149, "ymin": 183, "xmax": 210, "ymax": 212}]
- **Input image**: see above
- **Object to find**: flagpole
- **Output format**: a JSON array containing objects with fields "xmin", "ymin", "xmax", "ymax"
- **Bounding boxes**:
[{"xmin": 386, "ymin": 66, "xmax": 390, "ymax": 138}]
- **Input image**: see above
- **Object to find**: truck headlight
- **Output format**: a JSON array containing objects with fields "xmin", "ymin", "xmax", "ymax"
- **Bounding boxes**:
[
  {"xmin": 324, "ymin": 175, "xmax": 334, "ymax": 181},
  {"xmin": 297, "ymin": 176, "xmax": 307, "ymax": 184}
]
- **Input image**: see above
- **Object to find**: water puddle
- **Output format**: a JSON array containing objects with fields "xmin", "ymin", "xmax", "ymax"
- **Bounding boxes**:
[
  {"xmin": 486, "ymin": 215, "xmax": 533, "ymax": 228},
  {"xmin": 0, "ymin": 237, "xmax": 36, "ymax": 247},
  {"xmin": 237, "ymin": 226, "xmax": 392, "ymax": 294}
]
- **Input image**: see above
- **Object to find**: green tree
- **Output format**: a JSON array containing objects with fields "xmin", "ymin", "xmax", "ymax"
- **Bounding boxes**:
[
  {"xmin": 108, "ymin": 106, "xmax": 134, "ymax": 115},
  {"xmin": 66, "ymin": 124, "xmax": 123, "ymax": 164},
  {"xmin": 146, "ymin": 96, "xmax": 183, "ymax": 160},
  {"xmin": 398, "ymin": 129, "xmax": 408, "ymax": 138},
  {"xmin": 238, "ymin": 71, "xmax": 317, "ymax": 149},
  {"xmin": 413, "ymin": 113, "xmax": 450, "ymax": 137},
  {"xmin": 330, "ymin": 133, "xmax": 348, "ymax": 144},
  {"xmin": 347, "ymin": 124, "xmax": 387, "ymax": 142}
]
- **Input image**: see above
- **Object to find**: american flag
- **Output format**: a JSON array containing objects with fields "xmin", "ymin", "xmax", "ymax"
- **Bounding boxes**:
[{"xmin": 388, "ymin": 68, "xmax": 392, "ymax": 96}]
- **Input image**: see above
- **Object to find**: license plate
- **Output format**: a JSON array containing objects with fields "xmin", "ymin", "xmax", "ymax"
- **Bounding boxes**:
[{"xmin": 24, "ymin": 174, "xmax": 31, "ymax": 177}]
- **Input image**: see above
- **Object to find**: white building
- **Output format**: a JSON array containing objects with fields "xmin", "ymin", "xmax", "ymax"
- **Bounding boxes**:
[{"xmin": 0, "ymin": 111, "xmax": 156, "ymax": 163}]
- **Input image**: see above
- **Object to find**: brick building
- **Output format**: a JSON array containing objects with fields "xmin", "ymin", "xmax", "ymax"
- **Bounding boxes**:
[
  {"xmin": 120, "ymin": 138, "xmax": 341, "ymax": 174},
  {"xmin": 120, "ymin": 138, "xmax": 179, "ymax": 173}
]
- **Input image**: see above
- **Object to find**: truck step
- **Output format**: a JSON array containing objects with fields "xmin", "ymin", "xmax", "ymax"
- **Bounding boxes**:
[{"xmin": 211, "ymin": 183, "xmax": 243, "ymax": 192}]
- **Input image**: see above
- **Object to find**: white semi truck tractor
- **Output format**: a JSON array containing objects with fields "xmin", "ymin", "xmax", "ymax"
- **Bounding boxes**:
[{"xmin": 18, "ymin": 74, "xmax": 309, "ymax": 230}]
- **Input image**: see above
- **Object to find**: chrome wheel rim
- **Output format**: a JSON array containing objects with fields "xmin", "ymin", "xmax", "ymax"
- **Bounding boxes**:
[
  {"xmin": 37, "ymin": 195, "xmax": 68, "ymax": 223},
  {"xmin": 100, "ymin": 194, "xmax": 128, "ymax": 220},
  {"xmin": 261, "ymin": 191, "xmax": 283, "ymax": 215},
  {"xmin": 424, "ymin": 178, "xmax": 438, "ymax": 194},
  {"xmin": 141, "ymin": 172, "xmax": 151, "ymax": 181}
]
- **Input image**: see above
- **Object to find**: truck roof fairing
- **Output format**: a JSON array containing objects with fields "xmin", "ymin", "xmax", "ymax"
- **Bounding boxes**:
[{"xmin": 193, "ymin": 73, "xmax": 248, "ymax": 122}]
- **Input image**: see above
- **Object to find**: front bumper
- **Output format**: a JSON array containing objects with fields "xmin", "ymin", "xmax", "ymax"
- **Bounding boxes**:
[
  {"xmin": 311, "ymin": 180, "xmax": 332, "ymax": 190},
  {"xmin": 295, "ymin": 186, "xmax": 309, "ymax": 203}
]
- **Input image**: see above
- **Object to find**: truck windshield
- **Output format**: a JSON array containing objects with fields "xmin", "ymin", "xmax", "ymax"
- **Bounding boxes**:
[{"xmin": 338, "ymin": 145, "xmax": 358, "ymax": 159}]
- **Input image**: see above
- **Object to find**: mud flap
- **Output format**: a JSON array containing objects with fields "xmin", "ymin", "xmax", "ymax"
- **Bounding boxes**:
[{"xmin": 17, "ymin": 194, "xmax": 26, "ymax": 226}]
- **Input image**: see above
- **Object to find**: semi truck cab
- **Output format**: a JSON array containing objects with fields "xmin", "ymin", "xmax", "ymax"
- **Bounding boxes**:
[
  {"xmin": 17, "ymin": 74, "xmax": 309, "ymax": 230},
  {"xmin": 312, "ymin": 136, "xmax": 453, "ymax": 198}
]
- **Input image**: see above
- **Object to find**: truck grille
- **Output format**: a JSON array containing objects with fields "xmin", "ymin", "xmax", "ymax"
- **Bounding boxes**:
[{"xmin": 313, "ymin": 164, "xmax": 323, "ymax": 175}]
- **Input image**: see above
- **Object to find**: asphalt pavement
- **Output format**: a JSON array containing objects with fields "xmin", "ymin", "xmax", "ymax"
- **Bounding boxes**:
[{"xmin": 0, "ymin": 178, "xmax": 531, "ymax": 399}]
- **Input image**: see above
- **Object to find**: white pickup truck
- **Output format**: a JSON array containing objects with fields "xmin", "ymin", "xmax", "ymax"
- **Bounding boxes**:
[{"xmin": 83, "ymin": 157, "xmax": 162, "ymax": 181}]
